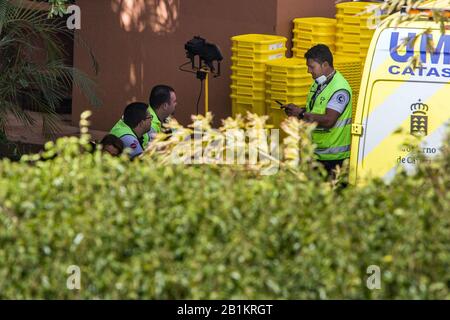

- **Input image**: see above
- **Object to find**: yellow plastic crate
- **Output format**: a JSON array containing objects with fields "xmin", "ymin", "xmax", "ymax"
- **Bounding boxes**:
[
  {"xmin": 266, "ymin": 58, "xmax": 308, "ymax": 75},
  {"xmin": 292, "ymin": 41, "xmax": 336, "ymax": 54},
  {"xmin": 339, "ymin": 23, "xmax": 378, "ymax": 35},
  {"xmin": 360, "ymin": 48, "xmax": 370, "ymax": 57},
  {"xmin": 231, "ymin": 47, "xmax": 286, "ymax": 61},
  {"xmin": 360, "ymin": 53, "xmax": 369, "ymax": 64},
  {"xmin": 231, "ymin": 85, "xmax": 265, "ymax": 100},
  {"xmin": 336, "ymin": 33, "xmax": 373, "ymax": 44},
  {"xmin": 340, "ymin": 73, "xmax": 362, "ymax": 82},
  {"xmin": 360, "ymin": 38, "xmax": 373, "ymax": 47},
  {"xmin": 336, "ymin": 43, "xmax": 369, "ymax": 54},
  {"xmin": 231, "ymin": 66, "xmax": 265, "ymax": 80},
  {"xmin": 231, "ymin": 75, "xmax": 265, "ymax": 90},
  {"xmin": 293, "ymin": 30, "xmax": 336, "ymax": 43},
  {"xmin": 336, "ymin": 23, "xmax": 364, "ymax": 35},
  {"xmin": 335, "ymin": 55, "xmax": 364, "ymax": 64},
  {"xmin": 337, "ymin": 75, "xmax": 361, "ymax": 83},
  {"xmin": 266, "ymin": 101, "xmax": 287, "ymax": 130},
  {"xmin": 337, "ymin": 23, "xmax": 378, "ymax": 35},
  {"xmin": 336, "ymin": 1, "xmax": 379, "ymax": 15},
  {"xmin": 267, "ymin": 82, "xmax": 310, "ymax": 94},
  {"xmin": 292, "ymin": 40, "xmax": 310, "ymax": 53},
  {"xmin": 266, "ymin": 90, "xmax": 308, "ymax": 105},
  {"xmin": 292, "ymin": 48, "xmax": 307, "ymax": 59},
  {"xmin": 341, "ymin": 75, "xmax": 362, "ymax": 84},
  {"xmin": 231, "ymin": 57, "xmax": 267, "ymax": 70},
  {"xmin": 266, "ymin": 71, "xmax": 310, "ymax": 85},
  {"xmin": 231, "ymin": 94, "xmax": 266, "ymax": 116},
  {"xmin": 293, "ymin": 17, "xmax": 336, "ymax": 34},
  {"xmin": 293, "ymin": 38, "xmax": 335, "ymax": 48},
  {"xmin": 336, "ymin": 13, "xmax": 377, "ymax": 27},
  {"xmin": 335, "ymin": 56, "xmax": 363, "ymax": 86},
  {"xmin": 231, "ymin": 34, "xmax": 287, "ymax": 52},
  {"xmin": 360, "ymin": 27, "xmax": 377, "ymax": 37},
  {"xmin": 292, "ymin": 47, "xmax": 337, "ymax": 59}
]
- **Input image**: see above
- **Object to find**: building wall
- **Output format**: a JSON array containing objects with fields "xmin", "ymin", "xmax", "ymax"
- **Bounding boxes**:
[{"xmin": 72, "ymin": 0, "xmax": 336, "ymax": 130}]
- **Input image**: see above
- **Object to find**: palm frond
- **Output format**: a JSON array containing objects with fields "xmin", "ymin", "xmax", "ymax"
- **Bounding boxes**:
[{"xmin": 0, "ymin": 0, "xmax": 100, "ymax": 136}]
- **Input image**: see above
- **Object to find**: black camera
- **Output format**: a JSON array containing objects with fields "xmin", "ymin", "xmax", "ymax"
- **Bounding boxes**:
[{"xmin": 185, "ymin": 36, "xmax": 223, "ymax": 73}]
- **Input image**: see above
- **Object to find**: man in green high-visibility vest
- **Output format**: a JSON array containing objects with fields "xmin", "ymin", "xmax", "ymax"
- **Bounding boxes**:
[
  {"xmin": 283, "ymin": 44, "xmax": 352, "ymax": 175},
  {"xmin": 110, "ymin": 102, "xmax": 153, "ymax": 159},
  {"xmin": 148, "ymin": 85, "xmax": 177, "ymax": 139}
]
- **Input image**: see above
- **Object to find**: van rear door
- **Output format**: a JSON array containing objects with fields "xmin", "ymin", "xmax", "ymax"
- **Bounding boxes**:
[{"xmin": 350, "ymin": 26, "xmax": 450, "ymax": 184}]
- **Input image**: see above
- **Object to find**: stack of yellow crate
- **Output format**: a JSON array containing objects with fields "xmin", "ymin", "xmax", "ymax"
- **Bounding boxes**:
[
  {"xmin": 265, "ymin": 58, "xmax": 311, "ymax": 129},
  {"xmin": 334, "ymin": 56, "xmax": 362, "ymax": 119},
  {"xmin": 335, "ymin": 1, "xmax": 382, "ymax": 64},
  {"xmin": 292, "ymin": 17, "xmax": 337, "ymax": 58},
  {"xmin": 230, "ymin": 34, "xmax": 287, "ymax": 117}
]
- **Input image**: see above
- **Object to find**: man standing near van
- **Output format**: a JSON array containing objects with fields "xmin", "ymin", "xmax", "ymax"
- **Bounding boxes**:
[{"xmin": 284, "ymin": 44, "xmax": 353, "ymax": 175}]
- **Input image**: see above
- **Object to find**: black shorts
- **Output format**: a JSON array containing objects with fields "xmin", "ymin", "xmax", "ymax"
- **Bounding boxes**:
[{"xmin": 318, "ymin": 159, "xmax": 345, "ymax": 176}]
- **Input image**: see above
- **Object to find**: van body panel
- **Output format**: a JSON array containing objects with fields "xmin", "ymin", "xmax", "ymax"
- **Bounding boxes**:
[{"xmin": 350, "ymin": 16, "xmax": 450, "ymax": 184}]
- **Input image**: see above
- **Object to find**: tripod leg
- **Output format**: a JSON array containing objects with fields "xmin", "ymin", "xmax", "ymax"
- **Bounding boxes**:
[{"xmin": 205, "ymin": 72, "xmax": 209, "ymax": 115}]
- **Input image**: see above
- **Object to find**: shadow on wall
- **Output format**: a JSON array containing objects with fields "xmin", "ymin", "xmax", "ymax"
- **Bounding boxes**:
[
  {"xmin": 111, "ymin": 0, "xmax": 180, "ymax": 34},
  {"xmin": 73, "ymin": 0, "xmax": 281, "ymax": 130}
]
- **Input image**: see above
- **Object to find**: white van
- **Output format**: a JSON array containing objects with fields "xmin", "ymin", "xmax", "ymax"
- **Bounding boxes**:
[{"xmin": 349, "ymin": 0, "xmax": 450, "ymax": 185}]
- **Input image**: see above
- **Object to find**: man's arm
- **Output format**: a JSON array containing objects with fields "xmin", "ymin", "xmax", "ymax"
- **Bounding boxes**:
[
  {"xmin": 120, "ymin": 134, "xmax": 144, "ymax": 159},
  {"xmin": 284, "ymin": 90, "xmax": 350, "ymax": 129},
  {"xmin": 303, "ymin": 109, "xmax": 341, "ymax": 129},
  {"xmin": 284, "ymin": 105, "xmax": 339, "ymax": 129},
  {"xmin": 304, "ymin": 90, "xmax": 350, "ymax": 129}
]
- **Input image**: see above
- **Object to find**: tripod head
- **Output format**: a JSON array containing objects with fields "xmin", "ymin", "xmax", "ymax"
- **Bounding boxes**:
[{"xmin": 184, "ymin": 36, "xmax": 223, "ymax": 78}]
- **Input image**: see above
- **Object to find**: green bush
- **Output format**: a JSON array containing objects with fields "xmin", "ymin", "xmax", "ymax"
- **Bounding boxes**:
[{"xmin": 0, "ymin": 119, "xmax": 448, "ymax": 299}]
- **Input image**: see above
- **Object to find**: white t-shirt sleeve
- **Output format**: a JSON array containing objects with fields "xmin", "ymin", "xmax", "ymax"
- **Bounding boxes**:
[
  {"xmin": 148, "ymin": 128, "xmax": 157, "ymax": 142},
  {"xmin": 327, "ymin": 90, "xmax": 350, "ymax": 114},
  {"xmin": 120, "ymin": 134, "xmax": 144, "ymax": 158}
]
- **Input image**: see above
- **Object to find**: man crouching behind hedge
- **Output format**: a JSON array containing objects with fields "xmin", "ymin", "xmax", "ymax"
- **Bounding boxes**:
[{"xmin": 110, "ymin": 102, "xmax": 153, "ymax": 159}]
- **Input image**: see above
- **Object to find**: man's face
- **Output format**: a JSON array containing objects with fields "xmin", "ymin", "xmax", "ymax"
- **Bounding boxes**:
[
  {"xmin": 306, "ymin": 58, "xmax": 325, "ymax": 80},
  {"xmin": 163, "ymin": 91, "xmax": 177, "ymax": 119},
  {"xmin": 141, "ymin": 111, "xmax": 153, "ymax": 133}
]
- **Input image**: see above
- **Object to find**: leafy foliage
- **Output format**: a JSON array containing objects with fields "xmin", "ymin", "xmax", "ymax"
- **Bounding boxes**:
[{"xmin": 0, "ymin": 113, "xmax": 448, "ymax": 299}]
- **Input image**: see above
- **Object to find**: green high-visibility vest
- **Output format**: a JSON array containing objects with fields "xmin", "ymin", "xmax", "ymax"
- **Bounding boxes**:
[
  {"xmin": 110, "ymin": 119, "xmax": 150, "ymax": 149},
  {"xmin": 306, "ymin": 71, "xmax": 352, "ymax": 161},
  {"xmin": 148, "ymin": 106, "xmax": 161, "ymax": 133}
]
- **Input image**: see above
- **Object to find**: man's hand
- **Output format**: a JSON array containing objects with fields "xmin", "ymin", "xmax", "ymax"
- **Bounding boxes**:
[{"xmin": 283, "ymin": 104, "xmax": 306, "ymax": 118}]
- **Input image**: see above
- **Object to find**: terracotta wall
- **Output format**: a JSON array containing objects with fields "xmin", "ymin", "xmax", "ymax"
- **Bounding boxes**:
[{"xmin": 72, "ymin": 0, "xmax": 336, "ymax": 130}]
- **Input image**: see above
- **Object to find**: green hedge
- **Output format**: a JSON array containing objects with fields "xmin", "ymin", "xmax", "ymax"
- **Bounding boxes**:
[{"xmin": 0, "ymin": 135, "xmax": 448, "ymax": 299}]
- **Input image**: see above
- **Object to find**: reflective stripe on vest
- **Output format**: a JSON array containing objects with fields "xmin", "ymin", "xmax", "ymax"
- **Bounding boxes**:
[
  {"xmin": 305, "ymin": 71, "xmax": 353, "ymax": 161},
  {"xmin": 333, "ymin": 118, "xmax": 352, "ymax": 129},
  {"xmin": 315, "ymin": 145, "xmax": 351, "ymax": 155},
  {"xmin": 110, "ymin": 119, "xmax": 150, "ymax": 149}
]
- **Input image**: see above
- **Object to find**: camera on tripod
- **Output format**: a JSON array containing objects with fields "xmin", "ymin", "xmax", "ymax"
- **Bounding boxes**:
[{"xmin": 184, "ymin": 36, "xmax": 223, "ymax": 77}]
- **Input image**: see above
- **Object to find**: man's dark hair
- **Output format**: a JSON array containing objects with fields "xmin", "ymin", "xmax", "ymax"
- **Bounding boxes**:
[
  {"xmin": 100, "ymin": 134, "xmax": 124, "ymax": 154},
  {"xmin": 149, "ymin": 85, "xmax": 175, "ymax": 109},
  {"xmin": 304, "ymin": 44, "xmax": 334, "ymax": 68},
  {"xmin": 123, "ymin": 102, "xmax": 149, "ymax": 129}
]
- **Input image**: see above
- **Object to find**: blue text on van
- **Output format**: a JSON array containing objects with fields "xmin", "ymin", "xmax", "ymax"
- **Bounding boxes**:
[
  {"xmin": 388, "ymin": 32, "xmax": 450, "ymax": 77},
  {"xmin": 390, "ymin": 32, "xmax": 450, "ymax": 64}
]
